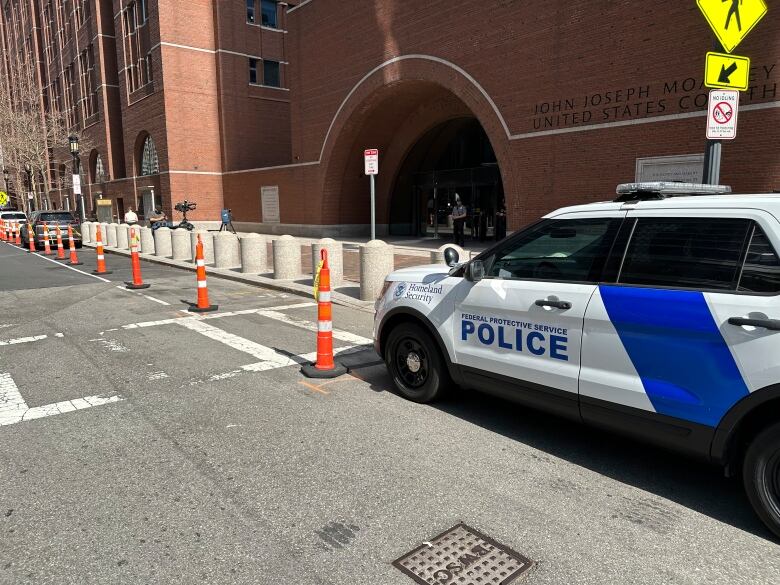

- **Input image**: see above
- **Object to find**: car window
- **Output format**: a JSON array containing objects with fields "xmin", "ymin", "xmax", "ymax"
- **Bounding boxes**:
[
  {"xmin": 737, "ymin": 225, "xmax": 780, "ymax": 294},
  {"xmin": 484, "ymin": 217, "xmax": 621, "ymax": 283},
  {"xmin": 1, "ymin": 213, "xmax": 26, "ymax": 220},
  {"xmin": 619, "ymin": 217, "xmax": 750, "ymax": 290},
  {"xmin": 38, "ymin": 212, "xmax": 75, "ymax": 222}
]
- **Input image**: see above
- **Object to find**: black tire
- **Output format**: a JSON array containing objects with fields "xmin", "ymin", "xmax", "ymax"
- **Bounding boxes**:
[
  {"xmin": 743, "ymin": 422, "xmax": 780, "ymax": 538},
  {"xmin": 384, "ymin": 322, "xmax": 450, "ymax": 403}
]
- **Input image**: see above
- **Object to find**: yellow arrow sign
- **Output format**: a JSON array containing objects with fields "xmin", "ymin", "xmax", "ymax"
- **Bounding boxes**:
[
  {"xmin": 705, "ymin": 52, "xmax": 750, "ymax": 91},
  {"xmin": 697, "ymin": 0, "xmax": 768, "ymax": 53},
  {"xmin": 0, "ymin": 191, "xmax": 8, "ymax": 206}
]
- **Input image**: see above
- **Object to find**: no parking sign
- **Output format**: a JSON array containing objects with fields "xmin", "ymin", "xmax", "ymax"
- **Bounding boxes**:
[{"xmin": 706, "ymin": 89, "xmax": 739, "ymax": 140}]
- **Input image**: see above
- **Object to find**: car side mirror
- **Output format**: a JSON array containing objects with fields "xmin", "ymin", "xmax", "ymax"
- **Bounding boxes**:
[
  {"xmin": 443, "ymin": 246, "xmax": 459, "ymax": 267},
  {"xmin": 465, "ymin": 260, "xmax": 485, "ymax": 282}
]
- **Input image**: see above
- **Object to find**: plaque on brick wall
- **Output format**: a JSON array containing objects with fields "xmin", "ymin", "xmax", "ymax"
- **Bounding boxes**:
[
  {"xmin": 635, "ymin": 154, "xmax": 705, "ymax": 183},
  {"xmin": 261, "ymin": 186, "xmax": 280, "ymax": 223}
]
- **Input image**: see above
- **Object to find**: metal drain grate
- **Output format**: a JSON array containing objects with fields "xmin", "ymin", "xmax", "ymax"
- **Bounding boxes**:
[{"xmin": 393, "ymin": 523, "xmax": 533, "ymax": 585}]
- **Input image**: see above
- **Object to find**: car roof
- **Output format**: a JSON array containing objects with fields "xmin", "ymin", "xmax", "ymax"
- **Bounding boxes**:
[{"xmin": 547, "ymin": 193, "xmax": 780, "ymax": 219}]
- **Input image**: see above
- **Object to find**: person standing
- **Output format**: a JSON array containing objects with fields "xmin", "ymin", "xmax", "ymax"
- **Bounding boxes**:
[
  {"xmin": 124, "ymin": 206, "xmax": 138, "ymax": 225},
  {"xmin": 451, "ymin": 194, "xmax": 467, "ymax": 247}
]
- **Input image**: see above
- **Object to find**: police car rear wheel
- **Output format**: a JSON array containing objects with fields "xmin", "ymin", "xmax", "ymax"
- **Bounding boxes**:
[
  {"xmin": 386, "ymin": 323, "xmax": 448, "ymax": 403},
  {"xmin": 743, "ymin": 422, "xmax": 780, "ymax": 538}
]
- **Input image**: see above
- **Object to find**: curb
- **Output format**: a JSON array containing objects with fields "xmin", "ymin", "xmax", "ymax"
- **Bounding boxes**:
[{"xmin": 88, "ymin": 243, "xmax": 376, "ymax": 313}]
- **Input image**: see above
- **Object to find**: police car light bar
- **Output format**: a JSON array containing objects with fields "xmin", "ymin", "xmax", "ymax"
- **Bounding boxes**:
[{"xmin": 615, "ymin": 182, "xmax": 732, "ymax": 202}]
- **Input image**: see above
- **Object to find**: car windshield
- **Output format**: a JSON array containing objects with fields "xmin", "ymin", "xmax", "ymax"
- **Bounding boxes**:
[
  {"xmin": 38, "ymin": 212, "xmax": 75, "ymax": 222},
  {"xmin": 1, "ymin": 213, "xmax": 26, "ymax": 220}
]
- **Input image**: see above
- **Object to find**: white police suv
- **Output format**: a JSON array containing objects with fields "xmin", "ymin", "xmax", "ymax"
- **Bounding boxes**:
[{"xmin": 374, "ymin": 182, "xmax": 780, "ymax": 537}]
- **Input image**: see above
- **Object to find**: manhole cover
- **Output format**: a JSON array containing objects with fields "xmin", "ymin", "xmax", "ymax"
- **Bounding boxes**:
[{"xmin": 393, "ymin": 523, "xmax": 533, "ymax": 585}]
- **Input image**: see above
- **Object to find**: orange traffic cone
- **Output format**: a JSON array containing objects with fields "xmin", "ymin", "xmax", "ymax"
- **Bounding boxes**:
[
  {"xmin": 9, "ymin": 223, "xmax": 15, "ymax": 244},
  {"xmin": 2, "ymin": 220, "xmax": 7, "ymax": 241},
  {"xmin": 125, "ymin": 228, "xmax": 149, "ymax": 289},
  {"xmin": 55, "ymin": 225, "xmax": 66, "ymax": 260},
  {"xmin": 301, "ymin": 248, "xmax": 347, "ymax": 378},
  {"xmin": 27, "ymin": 223, "xmax": 35, "ymax": 253},
  {"xmin": 92, "ymin": 224, "xmax": 112, "ymax": 275},
  {"xmin": 66, "ymin": 225, "xmax": 83, "ymax": 265},
  {"xmin": 188, "ymin": 234, "xmax": 217, "ymax": 312},
  {"xmin": 14, "ymin": 223, "xmax": 21, "ymax": 246},
  {"xmin": 42, "ymin": 223, "xmax": 53, "ymax": 255}
]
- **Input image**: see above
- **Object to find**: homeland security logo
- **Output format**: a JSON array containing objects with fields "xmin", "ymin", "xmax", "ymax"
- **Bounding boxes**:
[{"xmin": 394, "ymin": 282, "xmax": 408, "ymax": 298}]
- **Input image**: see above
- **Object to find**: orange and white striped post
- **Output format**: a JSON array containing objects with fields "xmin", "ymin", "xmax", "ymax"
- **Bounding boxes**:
[
  {"xmin": 42, "ymin": 223, "xmax": 53, "ymax": 255},
  {"xmin": 1, "ymin": 220, "xmax": 7, "ymax": 241},
  {"xmin": 92, "ymin": 223, "xmax": 112, "ymax": 275},
  {"xmin": 55, "ymin": 225, "xmax": 66, "ymax": 260},
  {"xmin": 125, "ymin": 227, "xmax": 149, "ymax": 289},
  {"xmin": 301, "ymin": 248, "xmax": 347, "ymax": 378},
  {"xmin": 9, "ymin": 222, "xmax": 16, "ymax": 244},
  {"xmin": 14, "ymin": 223, "xmax": 21, "ymax": 246},
  {"xmin": 188, "ymin": 234, "xmax": 217, "ymax": 312},
  {"xmin": 66, "ymin": 225, "xmax": 83, "ymax": 265},
  {"xmin": 27, "ymin": 223, "xmax": 35, "ymax": 253}
]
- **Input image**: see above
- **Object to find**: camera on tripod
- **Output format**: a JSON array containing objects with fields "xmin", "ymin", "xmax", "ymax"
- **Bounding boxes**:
[{"xmin": 174, "ymin": 200, "xmax": 197, "ymax": 214}]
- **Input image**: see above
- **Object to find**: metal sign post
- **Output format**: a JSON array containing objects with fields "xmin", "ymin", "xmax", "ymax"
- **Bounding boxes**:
[{"xmin": 364, "ymin": 148, "xmax": 379, "ymax": 241}]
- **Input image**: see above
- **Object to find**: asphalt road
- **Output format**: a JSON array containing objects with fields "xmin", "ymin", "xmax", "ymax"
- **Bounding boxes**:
[{"xmin": 0, "ymin": 240, "xmax": 778, "ymax": 584}]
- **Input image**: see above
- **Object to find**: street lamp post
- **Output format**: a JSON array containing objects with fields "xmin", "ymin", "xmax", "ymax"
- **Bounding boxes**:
[{"xmin": 69, "ymin": 135, "xmax": 84, "ymax": 220}]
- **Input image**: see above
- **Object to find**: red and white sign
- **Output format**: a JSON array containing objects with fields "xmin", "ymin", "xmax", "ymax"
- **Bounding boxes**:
[
  {"xmin": 364, "ymin": 148, "xmax": 379, "ymax": 175},
  {"xmin": 706, "ymin": 89, "xmax": 739, "ymax": 140}
]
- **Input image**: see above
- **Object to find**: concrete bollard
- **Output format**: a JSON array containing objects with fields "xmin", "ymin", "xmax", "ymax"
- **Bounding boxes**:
[
  {"xmin": 81, "ymin": 222, "xmax": 92, "ymax": 244},
  {"xmin": 190, "ymin": 230, "xmax": 214, "ymax": 265},
  {"xmin": 107, "ymin": 223, "xmax": 119, "ymax": 248},
  {"xmin": 312, "ymin": 238, "xmax": 343, "ymax": 287},
  {"xmin": 99, "ymin": 222, "xmax": 109, "ymax": 244},
  {"xmin": 272, "ymin": 235, "xmax": 301, "ymax": 280},
  {"xmin": 360, "ymin": 240, "xmax": 394, "ymax": 301},
  {"xmin": 154, "ymin": 226, "xmax": 173, "ymax": 257},
  {"xmin": 171, "ymin": 229, "xmax": 192, "ymax": 261},
  {"xmin": 239, "ymin": 233, "xmax": 266, "ymax": 274},
  {"xmin": 116, "ymin": 224, "xmax": 130, "ymax": 250},
  {"xmin": 214, "ymin": 232, "xmax": 241, "ymax": 269},
  {"xmin": 140, "ymin": 226, "xmax": 155, "ymax": 255},
  {"xmin": 430, "ymin": 243, "xmax": 466, "ymax": 265}
]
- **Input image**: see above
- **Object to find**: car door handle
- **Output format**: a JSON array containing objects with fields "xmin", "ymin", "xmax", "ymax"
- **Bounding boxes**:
[
  {"xmin": 727, "ymin": 317, "xmax": 780, "ymax": 331},
  {"xmin": 535, "ymin": 299, "xmax": 572, "ymax": 310}
]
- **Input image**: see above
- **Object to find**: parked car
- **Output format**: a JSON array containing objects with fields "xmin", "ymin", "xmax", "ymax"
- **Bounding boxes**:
[
  {"xmin": 0, "ymin": 210, "xmax": 28, "ymax": 227},
  {"xmin": 21, "ymin": 211, "xmax": 82, "ymax": 250}
]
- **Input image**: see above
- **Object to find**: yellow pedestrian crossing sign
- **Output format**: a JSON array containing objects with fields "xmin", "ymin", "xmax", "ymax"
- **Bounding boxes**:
[
  {"xmin": 705, "ymin": 52, "xmax": 750, "ymax": 91},
  {"xmin": 0, "ymin": 191, "xmax": 8, "ymax": 206},
  {"xmin": 697, "ymin": 0, "xmax": 768, "ymax": 53}
]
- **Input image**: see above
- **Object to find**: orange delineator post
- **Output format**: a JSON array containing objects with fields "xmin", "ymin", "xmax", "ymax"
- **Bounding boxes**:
[
  {"xmin": 55, "ymin": 225, "xmax": 66, "ymax": 259},
  {"xmin": 27, "ymin": 223, "xmax": 35, "ymax": 253},
  {"xmin": 92, "ymin": 223, "xmax": 112, "ymax": 275},
  {"xmin": 301, "ymin": 248, "xmax": 347, "ymax": 378},
  {"xmin": 42, "ymin": 223, "xmax": 53, "ymax": 255},
  {"xmin": 125, "ymin": 228, "xmax": 149, "ymax": 289},
  {"xmin": 188, "ymin": 234, "xmax": 217, "ymax": 312},
  {"xmin": 1, "ymin": 220, "xmax": 5, "ymax": 241},
  {"xmin": 66, "ymin": 225, "xmax": 83, "ymax": 265},
  {"xmin": 14, "ymin": 223, "xmax": 21, "ymax": 246},
  {"xmin": 9, "ymin": 223, "xmax": 15, "ymax": 244}
]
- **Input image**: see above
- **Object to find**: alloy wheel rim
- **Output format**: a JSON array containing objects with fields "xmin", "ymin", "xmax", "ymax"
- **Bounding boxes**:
[{"xmin": 395, "ymin": 338, "xmax": 428, "ymax": 389}]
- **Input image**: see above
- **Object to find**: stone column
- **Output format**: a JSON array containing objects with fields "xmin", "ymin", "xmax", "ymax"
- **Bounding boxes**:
[
  {"xmin": 214, "ymin": 232, "xmax": 241, "ymax": 269},
  {"xmin": 154, "ymin": 227, "xmax": 173, "ymax": 257},
  {"xmin": 239, "ymin": 233, "xmax": 266, "ymax": 274},
  {"xmin": 272, "ymin": 235, "xmax": 301, "ymax": 280},
  {"xmin": 190, "ymin": 230, "xmax": 214, "ymax": 264},
  {"xmin": 171, "ymin": 229, "xmax": 192, "ymax": 261},
  {"xmin": 106, "ymin": 223, "xmax": 119, "ymax": 248},
  {"xmin": 360, "ymin": 240, "xmax": 394, "ymax": 301},
  {"xmin": 81, "ymin": 222, "xmax": 92, "ymax": 244},
  {"xmin": 99, "ymin": 222, "xmax": 109, "ymax": 245},
  {"xmin": 140, "ymin": 227, "xmax": 155, "ymax": 254},
  {"xmin": 430, "ymin": 243, "xmax": 465, "ymax": 265},
  {"xmin": 116, "ymin": 224, "xmax": 130, "ymax": 250},
  {"xmin": 311, "ymin": 238, "xmax": 343, "ymax": 287}
]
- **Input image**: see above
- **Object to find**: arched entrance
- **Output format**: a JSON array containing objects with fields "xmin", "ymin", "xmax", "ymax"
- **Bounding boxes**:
[{"xmin": 389, "ymin": 117, "xmax": 503, "ymax": 238}]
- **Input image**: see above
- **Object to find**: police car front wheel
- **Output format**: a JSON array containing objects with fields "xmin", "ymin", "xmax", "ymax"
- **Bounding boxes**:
[
  {"xmin": 743, "ymin": 422, "xmax": 780, "ymax": 538},
  {"xmin": 385, "ymin": 323, "xmax": 449, "ymax": 403}
]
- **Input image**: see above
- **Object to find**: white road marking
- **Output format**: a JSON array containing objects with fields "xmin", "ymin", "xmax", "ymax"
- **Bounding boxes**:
[
  {"xmin": 147, "ymin": 371, "xmax": 169, "ymax": 381},
  {"xmin": 92, "ymin": 338, "xmax": 129, "ymax": 352},
  {"xmin": 254, "ymin": 308, "xmax": 372, "ymax": 345},
  {"xmin": 0, "ymin": 372, "xmax": 122, "ymax": 427},
  {"xmin": 115, "ymin": 285, "xmax": 171, "ymax": 306},
  {"xmin": 0, "ymin": 335, "xmax": 48, "ymax": 346},
  {"xmin": 32, "ymin": 250, "xmax": 111, "ymax": 282},
  {"xmin": 0, "ymin": 324, "xmax": 15, "ymax": 329}
]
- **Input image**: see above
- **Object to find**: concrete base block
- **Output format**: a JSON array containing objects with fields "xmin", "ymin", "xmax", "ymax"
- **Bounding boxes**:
[
  {"xmin": 116, "ymin": 224, "xmax": 130, "ymax": 250},
  {"xmin": 239, "ymin": 233, "xmax": 266, "ymax": 273},
  {"xmin": 139, "ymin": 227, "xmax": 155, "ymax": 255},
  {"xmin": 81, "ymin": 222, "xmax": 92, "ymax": 244},
  {"xmin": 154, "ymin": 227, "xmax": 173, "ymax": 257},
  {"xmin": 107, "ymin": 223, "xmax": 119, "ymax": 248},
  {"xmin": 214, "ymin": 232, "xmax": 241, "ymax": 269},
  {"xmin": 171, "ymin": 229, "xmax": 192, "ymax": 261}
]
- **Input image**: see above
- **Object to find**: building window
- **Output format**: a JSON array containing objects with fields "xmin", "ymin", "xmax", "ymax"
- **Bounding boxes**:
[
  {"xmin": 78, "ymin": 44, "xmax": 98, "ymax": 120},
  {"xmin": 263, "ymin": 60, "xmax": 280, "ymax": 87},
  {"xmin": 261, "ymin": 0, "xmax": 277, "ymax": 27},
  {"xmin": 64, "ymin": 64, "xmax": 76, "ymax": 127},
  {"xmin": 140, "ymin": 136, "xmax": 159, "ymax": 176},
  {"xmin": 94, "ymin": 154, "xmax": 106, "ymax": 183},
  {"xmin": 249, "ymin": 58, "xmax": 258, "ymax": 84},
  {"xmin": 246, "ymin": 0, "xmax": 255, "ymax": 23},
  {"xmin": 75, "ymin": 0, "xmax": 90, "ymax": 26},
  {"xmin": 123, "ymin": 2, "xmax": 152, "ymax": 93}
]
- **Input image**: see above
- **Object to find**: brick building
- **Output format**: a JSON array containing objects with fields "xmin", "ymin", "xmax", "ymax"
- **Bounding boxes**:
[{"xmin": 1, "ymin": 1, "xmax": 778, "ymax": 235}]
